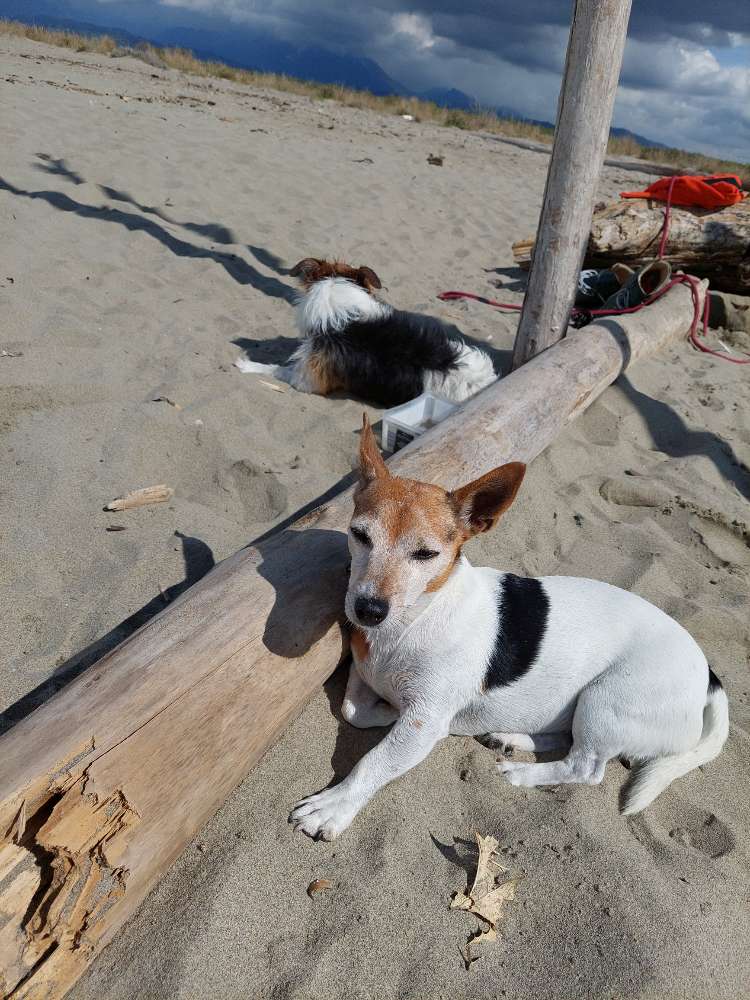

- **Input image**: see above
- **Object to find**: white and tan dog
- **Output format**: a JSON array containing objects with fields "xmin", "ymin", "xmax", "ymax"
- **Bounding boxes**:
[{"xmin": 289, "ymin": 417, "xmax": 729, "ymax": 840}]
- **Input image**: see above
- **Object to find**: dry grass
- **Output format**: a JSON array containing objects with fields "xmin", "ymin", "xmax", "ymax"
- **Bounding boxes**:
[{"xmin": 2, "ymin": 17, "xmax": 745, "ymax": 175}]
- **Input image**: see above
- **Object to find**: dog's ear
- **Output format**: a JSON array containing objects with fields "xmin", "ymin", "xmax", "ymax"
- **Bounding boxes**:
[
  {"xmin": 450, "ymin": 463, "xmax": 526, "ymax": 536},
  {"xmin": 358, "ymin": 413, "xmax": 389, "ymax": 486},
  {"xmin": 290, "ymin": 257, "xmax": 323, "ymax": 280},
  {"xmin": 356, "ymin": 266, "xmax": 382, "ymax": 291}
]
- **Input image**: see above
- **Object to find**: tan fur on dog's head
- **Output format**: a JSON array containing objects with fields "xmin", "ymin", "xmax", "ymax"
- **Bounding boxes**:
[
  {"xmin": 346, "ymin": 415, "xmax": 525, "ymax": 629},
  {"xmin": 290, "ymin": 257, "xmax": 382, "ymax": 293}
]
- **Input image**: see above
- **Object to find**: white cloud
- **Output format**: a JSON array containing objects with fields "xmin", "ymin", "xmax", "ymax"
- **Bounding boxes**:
[{"xmin": 391, "ymin": 13, "xmax": 436, "ymax": 51}]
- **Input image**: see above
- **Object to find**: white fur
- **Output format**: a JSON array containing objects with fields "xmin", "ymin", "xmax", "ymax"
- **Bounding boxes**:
[
  {"xmin": 296, "ymin": 276, "xmax": 391, "ymax": 335},
  {"xmin": 620, "ymin": 687, "xmax": 729, "ymax": 814},
  {"xmin": 422, "ymin": 342, "xmax": 497, "ymax": 402},
  {"xmin": 290, "ymin": 542, "xmax": 728, "ymax": 840},
  {"xmin": 235, "ymin": 278, "xmax": 390, "ymax": 391},
  {"xmin": 233, "ymin": 341, "xmax": 315, "ymax": 391}
]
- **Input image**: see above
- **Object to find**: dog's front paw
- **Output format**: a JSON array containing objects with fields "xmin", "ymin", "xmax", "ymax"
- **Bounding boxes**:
[
  {"xmin": 497, "ymin": 760, "xmax": 536, "ymax": 787},
  {"xmin": 289, "ymin": 786, "xmax": 360, "ymax": 841}
]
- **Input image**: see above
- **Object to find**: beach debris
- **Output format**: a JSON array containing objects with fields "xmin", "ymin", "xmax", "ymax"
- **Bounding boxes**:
[
  {"xmin": 259, "ymin": 379, "xmax": 286, "ymax": 393},
  {"xmin": 427, "ymin": 154, "xmax": 444, "ymax": 166},
  {"xmin": 1, "ymin": 349, "xmax": 23, "ymax": 358},
  {"xmin": 400, "ymin": 114, "xmax": 415, "ymax": 121},
  {"xmin": 105, "ymin": 525, "xmax": 127, "ymax": 532},
  {"xmin": 450, "ymin": 833, "xmax": 518, "ymax": 968},
  {"xmin": 352, "ymin": 157, "xmax": 374, "ymax": 164},
  {"xmin": 307, "ymin": 878, "xmax": 333, "ymax": 898},
  {"xmin": 104, "ymin": 485, "xmax": 174, "ymax": 511},
  {"xmin": 152, "ymin": 395, "xmax": 183, "ymax": 410}
]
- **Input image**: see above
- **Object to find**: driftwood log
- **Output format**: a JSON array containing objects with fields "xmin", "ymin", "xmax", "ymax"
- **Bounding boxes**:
[
  {"xmin": 511, "ymin": 0, "xmax": 632, "ymax": 368},
  {"xmin": 0, "ymin": 281, "xmax": 705, "ymax": 1000},
  {"xmin": 514, "ymin": 198, "xmax": 750, "ymax": 294}
]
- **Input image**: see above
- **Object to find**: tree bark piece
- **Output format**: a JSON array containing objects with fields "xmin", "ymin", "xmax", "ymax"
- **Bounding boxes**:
[
  {"xmin": 0, "ymin": 281, "xmax": 705, "ymax": 1000},
  {"xmin": 514, "ymin": 199, "xmax": 750, "ymax": 294},
  {"xmin": 511, "ymin": 0, "xmax": 633, "ymax": 369}
]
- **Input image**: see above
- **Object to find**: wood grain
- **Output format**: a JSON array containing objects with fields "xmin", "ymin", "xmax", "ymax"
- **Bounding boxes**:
[
  {"xmin": 511, "ymin": 0, "xmax": 633, "ymax": 369},
  {"xmin": 514, "ymin": 199, "xmax": 750, "ymax": 294}
]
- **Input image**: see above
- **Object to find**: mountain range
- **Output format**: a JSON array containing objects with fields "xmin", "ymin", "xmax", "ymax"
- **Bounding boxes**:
[{"xmin": 1, "ymin": 2, "xmax": 665, "ymax": 149}]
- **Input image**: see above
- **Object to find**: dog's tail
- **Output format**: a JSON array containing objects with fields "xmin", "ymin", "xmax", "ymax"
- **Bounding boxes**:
[{"xmin": 620, "ymin": 668, "xmax": 729, "ymax": 816}]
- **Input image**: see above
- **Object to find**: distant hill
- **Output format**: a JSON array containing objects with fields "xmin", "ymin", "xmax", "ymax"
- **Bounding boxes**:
[
  {"xmin": 1, "ymin": 4, "xmax": 664, "ymax": 148},
  {"xmin": 419, "ymin": 87, "xmax": 476, "ymax": 110},
  {"xmin": 0, "ymin": 4, "xmax": 408, "ymax": 97}
]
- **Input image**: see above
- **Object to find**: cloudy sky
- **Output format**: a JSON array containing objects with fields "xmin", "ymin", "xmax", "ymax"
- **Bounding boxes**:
[{"xmin": 43, "ymin": 2, "xmax": 750, "ymax": 161}]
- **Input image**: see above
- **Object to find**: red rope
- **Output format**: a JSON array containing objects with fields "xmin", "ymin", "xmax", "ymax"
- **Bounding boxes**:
[
  {"xmin": 657, "ymin": 175, "xmax": 678, "ymax": 259},
  {"xmin": 438, "ymin": 173, "xmax": 750, "ymax": 364}
]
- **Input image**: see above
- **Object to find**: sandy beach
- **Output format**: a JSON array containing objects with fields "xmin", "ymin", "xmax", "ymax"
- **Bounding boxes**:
[{"xmin": 2, "ymin": 34, "xmax": 749, "ymax": 1000}]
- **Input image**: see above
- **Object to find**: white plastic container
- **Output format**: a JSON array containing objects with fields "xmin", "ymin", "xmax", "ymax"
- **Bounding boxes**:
[{"xmin": 381, "ymin": 392, "xmax": 457, "ymax": 452}]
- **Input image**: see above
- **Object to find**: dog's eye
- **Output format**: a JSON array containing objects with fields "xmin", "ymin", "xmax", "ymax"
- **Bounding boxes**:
[
  {"xmin": 412, "ymin": 548, "xmax": 439, "ymax": 561},
  {"xmin": 351, "ymin": 526, "xmax": 371, "ymax": 547}
]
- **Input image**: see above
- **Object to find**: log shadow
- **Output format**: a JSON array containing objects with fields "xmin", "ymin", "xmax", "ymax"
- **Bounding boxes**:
[
  {"xmin": 0, "ymin": 533, "xmax": 216, "ymax": 737},
  {"xmin": 575, "ymin": 319, "xmax": 749, "ymax": 498},
  {"xmin": 615, "ymin": 374, "xmax": 750, "ymax": 500},
  {"xmin": 253, "ymin": 526, "xmax": 350, "ymax": 660}
]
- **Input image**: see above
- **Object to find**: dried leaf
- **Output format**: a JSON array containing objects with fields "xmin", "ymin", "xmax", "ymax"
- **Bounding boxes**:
[
  {"xmin": 104, "ymin": 485, "xmax": 173, "ymax": 511},
  {"xmin": 470, "ymin": 879, "xmax": 517, "ymax": 927},
  {"xmin": 307, "ymin": 878, "xmax": 333, "ymax": 898},
  {"xmin": 450, "ymin": 832, "xmax": 519, "ymax": 967}
]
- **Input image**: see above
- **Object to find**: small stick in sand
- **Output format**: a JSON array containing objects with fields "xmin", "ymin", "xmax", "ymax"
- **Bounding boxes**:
[
  {"xmin": 152, "ymin": 395, "xmax": 183, "ymax": 410},
  {"xmin": 104, "ymin": 485, "xmax": 174, "ymax": 511},
  {"xmin": 259, "ymin": 380, "xmax": 286, "ymax": 393}
]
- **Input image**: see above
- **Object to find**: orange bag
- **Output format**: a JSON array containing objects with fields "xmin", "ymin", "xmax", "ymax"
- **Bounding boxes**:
[{"xmin": 621, "ymin": 174, "xmax": 745, "ymax": 210}]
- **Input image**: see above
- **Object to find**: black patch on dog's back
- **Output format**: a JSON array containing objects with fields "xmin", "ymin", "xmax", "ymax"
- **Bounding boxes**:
[
  {"xmin": 484, "ymin": 574, "xmax": 549, "ymax": 690},
  {"xmin": 311, "ymin": 310, "xmax": 477, "ymax": 407},
  {"xmin": 708, "ymin": 666, "xmax": 723, "ymax": 692}
]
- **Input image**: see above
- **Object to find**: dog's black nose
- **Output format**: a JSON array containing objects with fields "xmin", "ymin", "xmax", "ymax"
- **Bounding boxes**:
[{"xmin": 354, "ymin": 596, "xmax": 389, "ymax": 626}]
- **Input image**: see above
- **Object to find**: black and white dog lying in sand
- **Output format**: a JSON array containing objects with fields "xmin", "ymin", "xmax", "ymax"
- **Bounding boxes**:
[{"xmin": 234, "ymin": 257, "xmax": 497, "ymax": 407}]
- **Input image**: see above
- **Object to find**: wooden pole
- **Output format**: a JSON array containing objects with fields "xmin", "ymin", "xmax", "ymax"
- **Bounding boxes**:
[
  {"xmin": 511, "ymin": 0, "xmax": 633, "ymax": 370},
  {"xmin": 0, "ymin": 280, "xmax": 704, "ymax": 1000}
]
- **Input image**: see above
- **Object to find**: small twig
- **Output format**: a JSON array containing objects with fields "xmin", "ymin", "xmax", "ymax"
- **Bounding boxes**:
[{"xmin": 104, "ymin": 485, "xmax": 173, "ymax": 511}]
